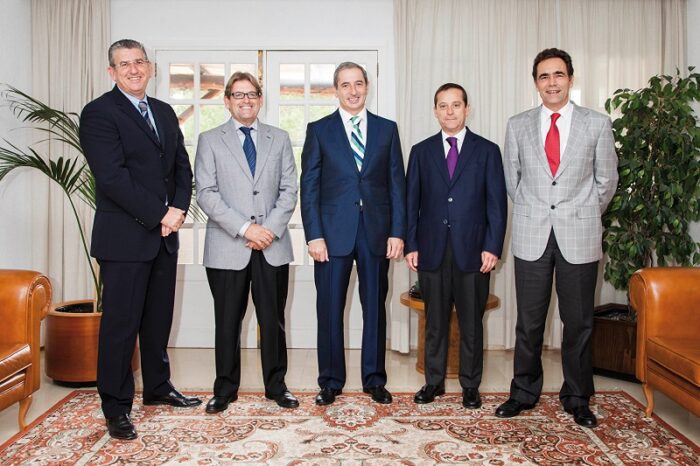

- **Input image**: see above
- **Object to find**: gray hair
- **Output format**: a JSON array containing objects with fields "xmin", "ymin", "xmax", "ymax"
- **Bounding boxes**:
[
  {"xmin": 333, "ymin": 62, "xmax": 368, "ymax": 88},
  {"xmin": 108, "ymin": 39, "xmax": 148, "ymax": 67}
]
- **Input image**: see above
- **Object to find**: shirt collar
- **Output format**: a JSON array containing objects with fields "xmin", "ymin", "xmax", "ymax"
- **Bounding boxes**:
[
  {"xmin": 232, "ymin": 118, "xmax": 259, "ymax": 132},
  {"xmin": 118, "ymin": 86, "xmax": 149, "ymax": 109},
  {"xmin": 441, "ymin": 126, "xmax": 467, "ymax": 144},
  {"xmin": 339, "ymin": 106, "xmax": 367, "ymax": 124},
  {"xmin": 541, "ymin": 101, "xmax": 573, "ymax": 120}
]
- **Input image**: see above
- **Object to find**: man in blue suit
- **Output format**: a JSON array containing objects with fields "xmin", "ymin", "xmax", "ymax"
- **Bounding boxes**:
[
  {"xmin": 405, "ymin": 83, "xmax": 507, "ymax": 408},
  {"xmin": 301, "ymin": 62, "xmax": 406, "ymax": 406},
  {"xmin": 80, "ymin": 39, "xmax": 200, "ymax": 440}
]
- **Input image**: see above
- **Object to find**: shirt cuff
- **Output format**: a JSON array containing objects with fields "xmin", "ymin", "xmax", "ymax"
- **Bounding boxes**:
[{"xmin": 239, "ymin": 221, "xmax": 252, "ymax": 237}]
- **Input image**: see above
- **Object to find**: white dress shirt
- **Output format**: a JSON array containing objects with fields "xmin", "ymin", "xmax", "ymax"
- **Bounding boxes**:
[
  {"xmin": 233, "ymin": 118, "xmax": 259, "ymax": 237},
  {"xmin": 540, "ymin": 101, "xmax": 573, "ymax": 158},
  {"xmin": 441, "ymin": 127, "xmax": 467, "ymax": 157}
]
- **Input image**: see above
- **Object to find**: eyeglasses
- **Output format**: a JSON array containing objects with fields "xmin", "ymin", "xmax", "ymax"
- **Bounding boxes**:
[
  {"xmin": 113, "ymin": 58, "xmax": 149, "ymax": 70},
  {"xmin": 229, "ymin": 91, "xmax": 261, "ymax": 100}
]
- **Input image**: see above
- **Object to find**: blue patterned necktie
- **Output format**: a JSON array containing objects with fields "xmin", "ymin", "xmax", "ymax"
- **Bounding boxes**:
[
  {"xmin": 239, "ymin": 126, "xmax": 257, "ymax": 176},
  {"xmin": 350, "ymin": 115, "xmax": 365, "ymax": 171},
  {"xmin": 137, "ymin": 100, "xmax": 159, "ymax": 142}
]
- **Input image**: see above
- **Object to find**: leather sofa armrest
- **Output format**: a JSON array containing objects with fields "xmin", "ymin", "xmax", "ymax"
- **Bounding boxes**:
[{"xmin": 629, "ymin": 267, "xmax": 700, "ymax": 381}]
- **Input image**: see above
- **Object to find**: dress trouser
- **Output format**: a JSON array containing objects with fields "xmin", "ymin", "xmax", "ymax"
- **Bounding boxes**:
[
  {"xmin": 97, "ymin": 240, "xmax": 177, "ymax": 418},
  {"xmin": 315, "ymin": 214, "xmax": 389, "ymax": 390},
  {"xmin": 510, "ymin": 230, "xmax": 598, "ymax": 409},
  {"xmin": 206, "ymin": 250, "xmax": 290, "ymax": 397},
  {"xmin": 418, "ymin": 239, "xmax": 490, "ymax": 389}
]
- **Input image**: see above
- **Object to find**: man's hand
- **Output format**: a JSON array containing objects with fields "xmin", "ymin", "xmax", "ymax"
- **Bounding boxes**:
[
  {"xmin": 480, "ymin": 251, "xmax": 498, "ymax": 273},
  {"xmin": 161, "ymin": 207, "xmax": 186, "ymax": 232},
  {"xmin": 246, "ymin": 241, "xmax": 264, "ymax": 250},
  {"xmin": 161, "ymin": 224, "xmax": 173, "ymax": 237},
  {"xmin": 405, "ymin": 251, "xmax": 418, "ymax": 272},
  {"xmin": 308, "ymin": 238, "xmax": 329, "ymax": 262},
  {"xmin": 386, "ymin": 237, "xmax": 404, "ymax": 260},
  {"xmin": 244, "ymin": 224, "xmax": 275, "ymax": 250}
]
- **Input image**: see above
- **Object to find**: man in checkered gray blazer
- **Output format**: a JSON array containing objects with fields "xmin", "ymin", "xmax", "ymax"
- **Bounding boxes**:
[{"xmin": 496, "ymin": 48, "xmax": 618, "ymax": 428}]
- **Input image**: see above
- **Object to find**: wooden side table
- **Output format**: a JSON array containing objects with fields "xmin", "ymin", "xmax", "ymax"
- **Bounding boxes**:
[{"xmin": 400, "ymin": 292, "xmax": 499, "ymax": 378}]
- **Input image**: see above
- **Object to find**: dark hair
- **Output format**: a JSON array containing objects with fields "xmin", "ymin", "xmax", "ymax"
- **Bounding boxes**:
[
  {"xmin": 433, "ymin": 83, "xmax": 468, "ymax": 107},
  {"xmin": 532, "ymin": 48, "xmax": 574, "ymax": 80},
  {"xmin": 224, "ymin": 71, "xmax": 262, "ymax": 97},
  {"xmin": 333, "ymin": 62, "xmax": 368, "ymax": 88},
  {"xmin": 108, "ymin": 39, "xmax": 148, "ymax": 67}
]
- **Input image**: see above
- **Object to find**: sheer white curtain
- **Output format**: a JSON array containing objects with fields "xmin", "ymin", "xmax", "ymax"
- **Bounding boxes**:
[
  {"xmin": 394, "ymin": 0, "xmax": 686, "ymax": 349},
  {"xmin": 31, "ymin": 0, "xmax": 111, "ymax": 303}
]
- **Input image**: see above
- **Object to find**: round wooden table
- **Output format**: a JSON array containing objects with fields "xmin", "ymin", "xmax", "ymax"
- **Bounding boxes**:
[{"xmin": 400, "ymin": 292, "xmax": 499, "ymax": 378}]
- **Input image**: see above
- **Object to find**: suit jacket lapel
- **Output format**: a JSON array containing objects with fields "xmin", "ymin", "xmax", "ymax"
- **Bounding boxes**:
[
  {"xmin": 330, "ymin": 110, "xmax": 360, "ymax": 175},
  {"xmin": 450, "ymin": 129, "xmax": 476, "ymax": 185},
  {"xmin": 112, "ymin": 87, "xmax": 162, "ymax": 148},
  {"xmin": 526, "ymin": 106, "xmax": 553, "ymax": 179},
  {"xmin": 555, "ymin": 103, "xmax": 589, "ymax": 180},
  {"xmin": 361, "ymin": 112, "xmax": 378, "ymax": 174},
  {"xmin": 428, "ymin": 131, "xmax": 450, "ymax": 185},
  {"xmin": 220, "ymin": 119, "xmax": 254, "ymax": 183},
  {"xmin": 254, "ymin": 123, "xmax": 273, "ymax": 184}
]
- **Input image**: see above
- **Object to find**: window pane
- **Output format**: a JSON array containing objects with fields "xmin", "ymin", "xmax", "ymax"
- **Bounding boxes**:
[
  {"xmin": 231, "ymin": 63, "xmax": 256, "ymax": 76},
  {"xmin": 200, "ymin": 105, "xmax": 227, "ymax": 133},
  {"xmin": 279, "ymin": 106, "xmax": 305, "ymax": 143},
  {"xmin": 310, "ymin": 64, "xmax": 335, "ymax": 100},
  {"xmin": 173, "ymin": 104, "xmax": 195, "ymax": 143},
  {"xmin": 169, "ymin": 64, "xmax": 194, "ymax": 99},
  {"xmin": 280, "ymin": 64, "xmax": 304, "ymax": 100},
  {"xmin": 309, "ymin": 105, "xmax": 335, "ymax": 122},
  {"xmin": 200, "ymin": 64, "xmax": 224, "ymax": 99}
]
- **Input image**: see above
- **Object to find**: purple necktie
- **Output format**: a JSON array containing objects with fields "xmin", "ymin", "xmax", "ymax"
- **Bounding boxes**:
[{"xmin": 446, "ymin": 137, "xmax": 458, "ymax": 178}]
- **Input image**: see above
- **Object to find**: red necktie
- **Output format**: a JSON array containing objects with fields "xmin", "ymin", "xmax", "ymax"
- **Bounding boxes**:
[{"xmin": 545, "ymin": 113, "xmax": 561, "ymax": 176}]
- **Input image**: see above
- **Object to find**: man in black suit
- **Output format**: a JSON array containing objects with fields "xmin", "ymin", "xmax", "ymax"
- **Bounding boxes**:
[{"xmin": 80, "ymin": 39, "xmax": 200, "ymax": 441}]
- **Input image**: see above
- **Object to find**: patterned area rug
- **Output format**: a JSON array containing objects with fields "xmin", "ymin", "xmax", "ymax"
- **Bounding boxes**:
[{"xmin": 0, "ymin": 390, "xmax": 697, "ymax": 465}]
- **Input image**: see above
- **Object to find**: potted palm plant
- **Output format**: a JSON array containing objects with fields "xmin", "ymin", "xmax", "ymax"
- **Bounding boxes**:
[
  {"xmin": 0, "ymin": 85, "xmax": 204, "ymax": 383},
  {"xmin": 592, "ymin": 67, "xmax": 700, "ymax": 378}
]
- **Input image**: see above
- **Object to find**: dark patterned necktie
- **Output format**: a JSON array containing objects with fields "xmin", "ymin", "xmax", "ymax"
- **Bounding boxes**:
[
  {"xmin": 137, "ymin": 100, "xmax": 159, "ymax": 142},
  {"xmin": 239, "ymin": 126, "xmax": 257, "ymax": 176}
]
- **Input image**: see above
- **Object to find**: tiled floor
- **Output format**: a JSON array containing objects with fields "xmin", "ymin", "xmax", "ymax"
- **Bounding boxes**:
[{"xmin": 1, "ymin": 348, "xmax": 698, "ymax": 446}]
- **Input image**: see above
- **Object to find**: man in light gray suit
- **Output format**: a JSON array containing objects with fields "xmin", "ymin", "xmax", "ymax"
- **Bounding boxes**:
[
  {"xmin": 195, "ymin": 71, "xmax": 299, "ymax": 412},
  {"xmin": 496, "ymin": 49, "xmax": 618, "ymax": 428}
]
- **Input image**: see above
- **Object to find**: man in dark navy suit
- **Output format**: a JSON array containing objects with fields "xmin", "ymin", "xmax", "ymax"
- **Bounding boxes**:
[
  {"xmin": 300, "ymin": 62, "xmax": 406, "ymax": 406},
  {"xmin": 80, "ymin": 39, "xmax": 200, "ymax": 441},
  {"xmin": 405, "ymin": 83, "xmax": 507, "ymax": 408}
]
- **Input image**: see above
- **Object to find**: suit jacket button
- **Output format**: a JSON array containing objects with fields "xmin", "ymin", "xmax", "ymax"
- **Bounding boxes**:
[
  {"xmin": 250, "ymin": 215, "xmax": 255, "ymax": 220},
  {"xmin": 164, "ymin": 177, "xmax": 169, "ymax": 182},
  {"xmin": 552, "ymin": 181, "xmax": 557, "ymax": 186},
  {"xmin": 448, "ymin": 197, "xmax": 453, "ymax": 202},
  {"xmin": 443, "ymin": 219, "xmax": 448, "ymax": 224},
  {"xmin": 160, "ymin": 152, "xmax": 164, "ymax": 158},
  {"xmin": 253, "ymin": 191, "xmax": 259, "ymax": 195},
  {"xmin": 551, "ymin": 205, "xmax": 555, "ymax": 210}
]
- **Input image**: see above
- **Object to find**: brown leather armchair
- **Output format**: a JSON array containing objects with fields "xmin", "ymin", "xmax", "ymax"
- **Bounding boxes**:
[
  {"xmin": 0, "ymin": 270, "xmax": 52, "ymax": 430},
  {"xmin": 629, "ymin": 267, "xmax": 700, "ymax": 417}
]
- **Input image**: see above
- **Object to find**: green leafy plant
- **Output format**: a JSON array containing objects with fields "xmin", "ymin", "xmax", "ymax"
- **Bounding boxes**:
[
  {"xmin": 603, "ymin": 67, "xmax": 700, "ymax": 292},
  {"xmin": 0, "ymin": 85, "xmax": 205, "ymax": 311}
]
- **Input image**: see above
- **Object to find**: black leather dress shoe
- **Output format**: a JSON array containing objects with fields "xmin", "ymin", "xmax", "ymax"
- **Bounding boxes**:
[
  {"xmin": 143, "ymin": 389, "xmax": 202, "ymax": 407},
  {"xmin": 565, "ymin": 405, "xmax": 598, "ymax": 428},
  {"xmin": 462, "ymin": 388, "xmax": 482, "ymax": 409},
  {"xmin": 363, "ymin": 386, "xmax": 392, "ymax": 404},
  {"xmin": 414, "ymin": 384, "xmax": 445, "ymax": 404},
  {"xmin": 495, "ymin": 398, "xmax": 535, "ymax": 418},
  {"xmin": 315, "ymin": 387, "xmax": 342, "ymax": 405},
  {"xmin": 205, "ymin": 394, "xmax": 238, "ymax": 413},
  {"xmin": 265, "ymin": 390, "xmax": 299, "ymax": 409},
  {"xmin": 106, "ymin": 413, "xmax": 137, "ymax": 440}
]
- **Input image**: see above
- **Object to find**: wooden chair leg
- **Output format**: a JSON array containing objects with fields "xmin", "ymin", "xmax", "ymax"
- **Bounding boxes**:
[
  {"xmin": 18, "ymin": 395, "xmax": 32, "ymax": 430},
  {"xmin": 642, "ymin": 383, "xmax": 654, "ymax": 417}
]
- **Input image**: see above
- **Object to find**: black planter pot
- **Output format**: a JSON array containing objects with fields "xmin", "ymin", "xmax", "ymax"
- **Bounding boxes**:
[{"xmin": 591, "ymin": 303, "xmax": 639, "ymax": 382}]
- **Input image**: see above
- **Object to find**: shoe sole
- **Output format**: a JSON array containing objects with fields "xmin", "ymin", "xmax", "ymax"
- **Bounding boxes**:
[
  {"xmin": 108, "ymin": 432, "xmax": 137, "ymax": 440},
  {"xmin": 495, "ymin": 403, "xmax": 535, "ymax": 418},
  {"xmin": 462, "ymin": 400, "xmax": 482, "ymax": 409},
  {"xmin": 142, "ymin": 400, "xmax": 202, "ymax": 407}
]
